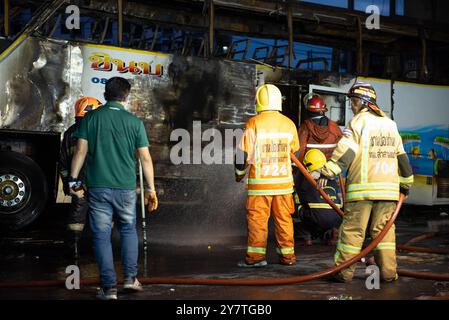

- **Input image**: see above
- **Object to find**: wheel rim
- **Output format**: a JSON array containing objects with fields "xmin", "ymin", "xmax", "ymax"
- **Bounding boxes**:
[{"xmin": 0, "ymin": 174, "xmax": 27, "ymax": 213}]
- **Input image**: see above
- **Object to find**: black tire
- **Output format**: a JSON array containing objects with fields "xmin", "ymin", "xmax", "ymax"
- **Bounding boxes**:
[{"xmin": 0, "ymin": 151, "xmax": 48, "ymax": 231}]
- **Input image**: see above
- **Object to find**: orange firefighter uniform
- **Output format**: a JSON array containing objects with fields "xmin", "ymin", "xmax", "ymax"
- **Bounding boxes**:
[{"xmin": 235, "ymin": 84, "xmax": 300, "ymax": 266}]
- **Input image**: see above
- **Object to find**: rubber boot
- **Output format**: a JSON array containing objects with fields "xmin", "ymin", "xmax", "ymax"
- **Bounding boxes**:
[
  {"xmin": 327, "ymin": 228, "xmax": 339, "ymax": 246},
  {"xmin": 66, "ymin": 231, "xmax": 82, "ymax": 260}
]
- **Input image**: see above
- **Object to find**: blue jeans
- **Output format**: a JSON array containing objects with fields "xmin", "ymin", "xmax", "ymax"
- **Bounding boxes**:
[{"xmin": 88, "ymin": 188, "xmax": 138, "ymax": 288}]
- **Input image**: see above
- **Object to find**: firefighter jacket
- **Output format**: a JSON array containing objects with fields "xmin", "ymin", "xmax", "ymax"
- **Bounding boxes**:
[
  {"xmin": 320, "ymin": 108, "xmax": 414, "ymax": 202},
  {"xmin": 296, "ymin": 174, "xmax": 342, "ymax": 232},
  {"xmin": 58, "ymin": 120, "xmax": 86, "ymax": 195},
  {"xmin": 298, "ymin": 116, "xmax": 342, "ymax": 161},
  {"xmin": 235, "ymin": 111, "xmax": 300, "ymax": 196},
  {"xmin": 297, "ymin": 172, "xmax": 342, "ymax": 210}
]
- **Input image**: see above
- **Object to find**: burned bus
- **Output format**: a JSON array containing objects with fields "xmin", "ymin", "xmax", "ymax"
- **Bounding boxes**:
[{"xmin": 1, "ymin": 0, "xmax": 448, "ymax": 233}]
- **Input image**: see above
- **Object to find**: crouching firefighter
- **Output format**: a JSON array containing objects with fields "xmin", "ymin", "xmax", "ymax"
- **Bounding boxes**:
[
  {"xmin": 293, "ymin": 95, "xmax": 342, "ymax": 245},
  {"xmin": 313, "ymin": 82, "xmax": 414, "ymax": 282},
  {"xmin": 58, "ymin": 96, "xmax": 102, "ymax": 258},
  {"xmin": 235, "ymin": 84, "xmax": 300, "ymax": 267},
  {"xmin": 296, "ymin": 149, "xmax": 342, "ymax": 246}
]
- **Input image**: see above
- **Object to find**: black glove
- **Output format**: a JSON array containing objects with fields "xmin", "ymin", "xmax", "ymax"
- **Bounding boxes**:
[
  {"xmin": 68, "ymin": 176, "xmax": 85, "ymax": 196},
  {"xmin": 62, "ymin": 177, "xmax": 70, "ymax": 195},
  {"xmin": 400, "ymin": 187, "xmax": 410, "ymax": 196}
]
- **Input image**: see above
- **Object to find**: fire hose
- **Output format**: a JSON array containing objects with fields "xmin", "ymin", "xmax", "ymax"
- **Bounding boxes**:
[{"xmin": 0, "ymin": 155, "xmax": 448, "ymax": 289}]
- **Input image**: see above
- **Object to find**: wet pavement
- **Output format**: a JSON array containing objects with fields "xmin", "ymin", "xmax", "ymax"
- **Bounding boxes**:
[{"xmin": 0, "ymin": 205, "xmax": 448, "ymax": 300}]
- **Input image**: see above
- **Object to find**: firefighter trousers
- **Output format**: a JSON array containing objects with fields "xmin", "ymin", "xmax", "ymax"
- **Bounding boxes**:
[
  {"xmin": 245, "ymin": 194, "xmax": 296, "ymax": 264},
  {"xmin": 334, "ymin": 200, "xmax": 397, "ymax": 281}
]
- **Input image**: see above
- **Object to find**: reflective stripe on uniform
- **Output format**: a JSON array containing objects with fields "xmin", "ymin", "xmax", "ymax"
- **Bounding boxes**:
[
  {"xmin": 247, "ymin": 246, "xmax": 266, "ymax": 254},
  {"xmin": 346, "ymin": 190, "xmax": 399, "ymax": 201},
  {"xmin": 399, "ymin": 175, "xmax": 414, "ymax": 184},
  {"xmin": 68, "ymin": 223, "xmax": 85, "ymax": 232},
  {"xmin": 248, "ymin": 177, "xmax": 293, "ymax": 185},
  {"xmin": 325, "ymin": 161, "xmax": 342, "ymax": 175},
  {"xmin": 306, "ymin": 143, "xmax": 337, "ymax": 149},
  {"xmin": 294, "ymin": 192, "xmax": 300, "ymax": 204},
  {"xmin": 337, "ymin": 241, "xmax": 361, "ymax": 254},
  {"xmin": 374, "ymin": 242, "xmax": 396, "ymax": 251},
  {"xmin": 276, "ymin": 247, "xmax": 295, "ymax": 255},
  {"xmin": 308, "ymin": 203, "xmax": 341, "ymax": 209},
  {"xmin": 235, "ymin": 168, "xmax": 246, "ymax": 176},
  {"xmin": 247, "ymin": 188, "xmax": 294, "ymax": 196},
  {"xmin": 354, "ymin": 88, "xmax": 376, "ymax": 99},
  {"xmin": 334, "ymin": 251, "xmax": 341, "ymax": 264},
  {"xmin": 347, "ymin": 183, "xmax": 398, "ymax": 192}
]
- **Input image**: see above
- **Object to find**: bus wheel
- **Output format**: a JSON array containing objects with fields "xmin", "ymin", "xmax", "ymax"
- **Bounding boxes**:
[{"xmin": 0, "ymin": 151, "xmax": 48, "ymax": 231}]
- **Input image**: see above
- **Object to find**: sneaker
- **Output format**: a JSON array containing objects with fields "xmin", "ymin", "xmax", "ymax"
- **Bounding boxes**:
[
  {"xmin": 96, "ymin": 287, "xmax": 118, "ymax": 300},
  {"xmin": 237, "ymin": 260, "xmax": 267, "ymax": 268},
  {"xmin": 280, "ymin": 260, "xmax": 296, "ymax": 266},
  {"xmin": 123, "ymin": 277, "xmax": 143, "ymax": 292}
]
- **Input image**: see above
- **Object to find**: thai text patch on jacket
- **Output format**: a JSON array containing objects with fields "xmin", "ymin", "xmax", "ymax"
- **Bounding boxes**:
[
  {"xmin": 236, "ymin": 111, "xmax": 300, "ymax": 196},
  {"xmin": 321, "ymin": 109, "xmax": 414, "ymax": 202}
]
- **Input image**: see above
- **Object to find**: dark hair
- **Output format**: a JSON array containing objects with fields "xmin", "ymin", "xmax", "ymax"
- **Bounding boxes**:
[{"xmin": 104, "ymin": 77, "xmax": 131, "ymax": 101}]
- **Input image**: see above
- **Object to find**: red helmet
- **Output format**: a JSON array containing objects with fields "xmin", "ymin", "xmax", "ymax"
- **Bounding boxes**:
[{"xmin": 306, "ymin": 96, "xmax": 327, "ymax": 113}]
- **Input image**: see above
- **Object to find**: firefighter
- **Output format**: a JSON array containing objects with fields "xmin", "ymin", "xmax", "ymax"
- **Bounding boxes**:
[
  {"xmin": 294, "ymin": 96, "xmax": 343, "ymax": 245},
  {"xmin": 235, "ymin": 84, "xmax": 300, "ymax": 267},
  {"xmin": 313, "ymin": 82, "xmax": 414, "ymax": 282},
  {"xmin": 296, "ymin": 149, "xmax": 342, "ymax": 246},
  {"xmin": 59, "ymin": 96, "xmax": 102, "ymax": 259},
  {"xmin": 298, "ymin": 95, "xmax": 342, "ymax": 162}
]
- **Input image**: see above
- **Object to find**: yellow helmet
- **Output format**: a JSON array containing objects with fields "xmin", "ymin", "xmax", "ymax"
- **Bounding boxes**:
[
  {"xmin": 303, "ymin": 149, "xmax": 327, "ymax": 172},
  {"xmin": 256, "ymin": 84, "xmax": 282, "ymax": 113}
]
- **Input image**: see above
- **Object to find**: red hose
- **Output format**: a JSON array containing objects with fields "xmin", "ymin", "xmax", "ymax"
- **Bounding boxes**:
[
  {"xmin": 292, "ymin": 154, "xmax": 345, "ymax": 217},
  {"xmin": 0, "ymin": 195, "xmax": 405, "ymax": 288},
  {"xmin": 405, "ymin": 232, "xmax": 442, "ymax": 246},
  {"xmin": 1, "ymin": 156, "xmax": 448, "ymax": 288},
  {"xmin": 290, "ymin": 154, "xmax": 449, "ymax": 281},
  {"xmin": 397, "ymin": 244, "xmax": 449, "ymax": 255},
  {"xmin": 396, "ymin": 230, "xmax": 449, "ymax": 254},
  {"xmin": 397, "ymin": 270, "xmax": 449, "ymax": 281}
]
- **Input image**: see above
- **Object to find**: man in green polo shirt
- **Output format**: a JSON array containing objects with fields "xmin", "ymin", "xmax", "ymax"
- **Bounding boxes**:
[{"xmin": 70, "ymin": 77, "xmax": 158, "ymax": 300}]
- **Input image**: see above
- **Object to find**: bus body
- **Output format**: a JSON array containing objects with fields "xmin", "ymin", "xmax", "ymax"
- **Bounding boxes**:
[{"xmin": 1, "ymin": 36, "xmax": 448, "ymax": 231}]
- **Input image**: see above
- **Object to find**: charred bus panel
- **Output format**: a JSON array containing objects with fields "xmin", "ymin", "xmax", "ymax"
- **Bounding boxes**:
[{"xmin": 0, "ymin": 36, "xmax": 256, "ymax": 232}]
